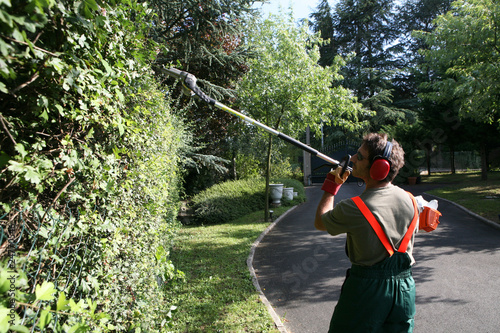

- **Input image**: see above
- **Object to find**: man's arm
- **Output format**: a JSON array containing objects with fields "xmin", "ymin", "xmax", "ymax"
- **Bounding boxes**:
[
  {"xmin": 314, "ymin": 192, "xmax": 334, "ymax": 231},
  {"xmin": 315, "ymin": 165, "xmax": 350, "ymax": 231}
]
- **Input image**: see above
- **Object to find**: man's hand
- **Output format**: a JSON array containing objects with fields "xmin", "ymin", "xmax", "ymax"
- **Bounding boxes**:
[
  {"xmin": 321, "ymin": 166, "xmax": 351, "ymax": 195},
  {"xmin": 332, "ymin": 165, "xmax": 351, "ymax": 184}
]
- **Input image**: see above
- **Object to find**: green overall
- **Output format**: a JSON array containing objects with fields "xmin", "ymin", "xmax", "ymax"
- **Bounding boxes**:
[{"xmin": 328, "ymin": 194, "xmax": 418, "ymax": 333}]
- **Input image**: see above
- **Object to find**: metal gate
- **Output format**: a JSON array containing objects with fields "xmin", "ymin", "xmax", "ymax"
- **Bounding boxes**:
[{"xmin": 309, "ymin": 139, "xmax": 361, "ymax": 184}]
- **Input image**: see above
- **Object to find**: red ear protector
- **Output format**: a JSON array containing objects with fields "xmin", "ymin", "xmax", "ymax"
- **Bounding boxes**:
[{"xmin": 370, "ymin": 141, "xmax": 393, "ymax": 181}]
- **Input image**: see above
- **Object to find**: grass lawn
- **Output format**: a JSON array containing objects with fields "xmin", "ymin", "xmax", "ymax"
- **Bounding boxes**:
[
  {"xmin": 422, "ymin": 171, "xmax": 500, "ymax": 223},
  {"xmin": 167, "ymin": 207, "xmax": 291, "ymax": 333}
]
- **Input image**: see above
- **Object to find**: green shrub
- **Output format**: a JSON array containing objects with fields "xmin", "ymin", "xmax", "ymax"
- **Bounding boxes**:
[
  {"xmin": 0, "ymin": 1, "xmax": 187, "ymax": 331},
  {"xmin": 271, "ymin": 156, "xmax": 294, "ymax": 179},
  {"xmin": 235, "ymin": 154, "xmax": 262, "ymax": 179},
  {"xmin": 191, "ymin": 178, "xmax": 265, "ymax": 225},
  {"xmin": 191, "ymin": 178, "xmax": 306, "ymax": 225}
]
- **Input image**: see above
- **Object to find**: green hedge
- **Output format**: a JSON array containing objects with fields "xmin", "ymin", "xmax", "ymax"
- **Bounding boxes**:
[
  {"xmin": 0, "ymin": 1, "xmax": 187, "ymax": 331},
  {"xmin": 191, "ymin": 178, "xmax": 306, "ymax": 225}
]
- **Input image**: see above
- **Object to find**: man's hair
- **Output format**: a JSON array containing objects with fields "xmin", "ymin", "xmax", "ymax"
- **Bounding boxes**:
[{"xmin": 362, "ymin": 133, "xmax": 405, "ymax": 182}]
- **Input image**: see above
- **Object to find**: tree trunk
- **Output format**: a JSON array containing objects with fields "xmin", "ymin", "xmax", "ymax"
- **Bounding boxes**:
[
  {"xmin": 264, "ymin": 134, "xmax": 273, "ymax": 222},
  {"xmin": 480, "ymin": 144, "xmax": 488, "ymax": 180},
  {"xmin": 450, "ymin": 145, "xmax": 456, "ymax": 174},
  {"xmin": 426, "ymin": 144, "xmax": 432, "ymax": 176}
]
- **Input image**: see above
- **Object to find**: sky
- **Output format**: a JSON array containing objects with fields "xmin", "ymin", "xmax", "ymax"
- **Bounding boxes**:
[{"xmin": 253, "ymin": 0, "xmax": 338, "ymax": 21}]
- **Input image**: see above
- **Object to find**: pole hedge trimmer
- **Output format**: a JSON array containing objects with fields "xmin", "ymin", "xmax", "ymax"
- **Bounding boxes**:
[{"xmin": 161, "ymin": 68, "xmax": 352, "ymax": 175}]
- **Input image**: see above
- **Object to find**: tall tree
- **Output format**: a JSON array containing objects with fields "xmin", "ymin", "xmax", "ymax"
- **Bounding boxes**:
[
  {"xmin": 391, "ymin": 0, "xmax": 452, "ymax": 111},
  {"xmin": 149, "ymin": 0, "xmax": 260, "ymax": 192},
  {"xmin": 416, "ymin": 0, "xmax": 500, "ymax": 178},
  {"xmin": 418, "ymin": 0, "xmax": 500, "ymax": 126},
  {"xmin": 392, "ymin": 0, "xmax": 453, "ymax": 175},
  {"xmin": 331, "ymin": 0, "xmax": 402, "ymax": 130},
  {"xmin": 309, "ymin": 0, "xmax": 336, "ymax": 67},
  {"xmin": 238, "ymin": 11, "xmax": 364, "ymax": 221},
  {"xmin": 395, "ymin": 0, "xmax": 453, "ymax": 68}
]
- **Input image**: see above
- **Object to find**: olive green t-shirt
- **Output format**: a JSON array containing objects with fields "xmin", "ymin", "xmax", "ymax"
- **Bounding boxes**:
[{"xmin": 321, "ymin": 184, "xmax": 417, "ymax": 267}]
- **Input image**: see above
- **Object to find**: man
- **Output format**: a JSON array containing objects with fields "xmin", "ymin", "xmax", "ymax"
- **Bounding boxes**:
[{"xmin": 314, "ymin": 133, "xmax": 418, "ymax": 333}]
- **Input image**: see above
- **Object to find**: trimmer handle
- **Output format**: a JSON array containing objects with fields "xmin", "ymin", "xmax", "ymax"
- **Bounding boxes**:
[
  {"xmin": 339, "ymin": 154, "xmax": 352, "ymax": 177},
  {"xmin": 315, "ymin": 154, "xmax": 352, "ymax": 176}
]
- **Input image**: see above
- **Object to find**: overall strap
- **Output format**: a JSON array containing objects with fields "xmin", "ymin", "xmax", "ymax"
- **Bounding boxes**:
[
  {"xmin": 352, "ymin": 196, "xmax": 395, "ymax": 256},
  {"xmin": 352, "ymin": 193, "xmax": 419, "ymax": 256},
  {"xmin": 398, "ymin": 192, "xmax": 419, "ymax": 253}
]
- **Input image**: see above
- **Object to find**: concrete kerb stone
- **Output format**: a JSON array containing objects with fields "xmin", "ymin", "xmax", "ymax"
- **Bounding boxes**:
[
  {"xmin": 424, "ymin": 192, "xmax": 500, "ymax": 231},
  {"xmin": 247, "ymin": 206, "xmax": 298, "ymax": 333}
]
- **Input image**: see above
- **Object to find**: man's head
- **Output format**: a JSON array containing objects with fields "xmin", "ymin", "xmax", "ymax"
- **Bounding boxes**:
[{"xmin": 352, "ymin": 133, "xmax": 404, "ymax": 183}]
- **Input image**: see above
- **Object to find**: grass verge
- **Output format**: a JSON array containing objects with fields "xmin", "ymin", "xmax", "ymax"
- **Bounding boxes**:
[
  {"xmin": 422, "ymin": 171, "xmax": 500, "ymax": 223},
  {"xmin": 168, "ymin": 206, "xmax": 292, "ymax": 332}
]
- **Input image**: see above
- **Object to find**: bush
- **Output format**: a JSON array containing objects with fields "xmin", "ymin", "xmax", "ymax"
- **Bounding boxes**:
[
  {"xmin": 0, "ymin": 1, "xmax": 187, "ymax": 331},
  {"xmin": 191, "ymin": 178, "xmax": 306, "ymax": 225},
  {"xmin": 235, "ymin": 154, "xmax": 262, "ymax": 179},
  {"xmin": 191, "ymin": 178, "xmax": 265, "ymax": 225}
]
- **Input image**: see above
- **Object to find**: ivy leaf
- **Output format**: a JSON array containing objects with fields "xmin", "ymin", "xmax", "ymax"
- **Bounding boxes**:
[
  {"xmin": 37, "ymin": 309, "xmax": 52, "ymax": 330},
  {"xmin": 78, "ymin": 34, "xmax": 86, "ymax": 48},
  {"xmin": 24, "ymin": 166, "xmax": 41, "ymax": 184},
  {"xmin": 0, "ymin": 81, "xmax": 7, "ymax": 93},
  {"xmin": 38, "ymin": 225, "xmax": 49, "ymax": 239},
  {"xmin": 35, "ymin": 281, "xmax": 56, "ymax": 301},
  {"xmin": 83, "ymin": 0, "xmax": 98, "ymax": 10},
  {"xmin": 78, "ymin": 0, "xmax": 98, "ymax": 19},
  {"xmin": 14, "ymin": 143, "xmax": 27, "ymax": 158},
  {"xmin": 57, "ymin": 292, "xmax": 70, "ymax": 311},
  {"xmin": 7, "ymin": 161, "xmax": 25, "ymax": 173},
  {"xmin": 0, "ymin": 270, "xmax": 9, "ymax": 294},
  {"xmin": 101, "ymin": 59, "xmax": 112, "ymax": 75},
  {"xmin": 55, "ymin": 104, "xmax": 64, "ymax": 115},
  {"xmin": 47, "ymin": 58, "xmax": 65, "ymax": 75},
  {"xmin": 0, "ymin": 9, "xmax": 13, "ymax": 28},
  {"xmin": 0, "ymin": 308, "xmax": 11, "ymax": 333},
  {"xmin": 39, "ymin": 109, "xmax": 49, "ymax": 122},
  {"xmin": 8, "ymin": 325, "xmax": 30, "ymax": 333},
  {"xmin": 155, "ymin": 245, "xmax": 166, "ymax": 263},
  {"xmin": 68, "ymin": 298, "xmax": 86, "ymax": 312},
  {"xmin": 0, "ymin": 0, "xmax": 12, "ymax": 8}
]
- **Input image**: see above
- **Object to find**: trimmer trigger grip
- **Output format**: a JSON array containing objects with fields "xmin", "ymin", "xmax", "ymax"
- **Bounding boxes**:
[{"xmin": 340, "ymin": 154, "xmax": 352, "ymax": 177}]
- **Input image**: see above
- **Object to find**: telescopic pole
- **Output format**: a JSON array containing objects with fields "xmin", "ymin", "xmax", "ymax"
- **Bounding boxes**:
[{"xmin": 161, "ymin": 68, "xmax": 350, "ymax": 170}]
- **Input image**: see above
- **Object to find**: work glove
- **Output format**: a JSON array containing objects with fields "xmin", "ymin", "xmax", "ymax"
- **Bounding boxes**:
[{"xmin": 321, "ymin": 166, "xmax": 351, "ymax": 195}]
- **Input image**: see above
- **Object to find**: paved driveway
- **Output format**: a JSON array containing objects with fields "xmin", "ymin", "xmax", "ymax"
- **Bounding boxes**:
[{"xmin": 253, "ymin": 183, "xmax": 500, "ymax": 333}]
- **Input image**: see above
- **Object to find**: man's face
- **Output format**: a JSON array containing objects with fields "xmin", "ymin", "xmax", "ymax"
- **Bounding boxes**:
[{"xmin": 351, "ymin": 144, "xmax": 371, "ymax": 180}]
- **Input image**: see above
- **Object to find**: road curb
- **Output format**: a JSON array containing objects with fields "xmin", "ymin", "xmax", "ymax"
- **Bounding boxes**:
[
  {"xmin": 423, "ymin": 192, "xmax": 500, "ymax": 231},
  {"xmin": 247, "ymin": 206, "xmax": 298, "ymax": 333}
]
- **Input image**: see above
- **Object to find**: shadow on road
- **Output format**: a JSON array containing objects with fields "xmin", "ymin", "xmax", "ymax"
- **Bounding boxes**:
[{"xmin": 254, "ymin": 184, "xmax": 500, "ymax": 333}]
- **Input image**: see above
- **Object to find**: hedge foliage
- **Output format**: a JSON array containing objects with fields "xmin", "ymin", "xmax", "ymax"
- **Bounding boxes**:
[
  {"xmin": 191, "ymin": 178, "xmax": 306, "ymax": 225},
  {"xmin": 1, "ymin": 0, "xmax": 188, "ymax": 331}
]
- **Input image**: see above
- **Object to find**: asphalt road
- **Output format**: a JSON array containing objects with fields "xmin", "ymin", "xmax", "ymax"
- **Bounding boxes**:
[{"xmin": 253, "ymin": 183, "xmax": 500, "ymax": 333}]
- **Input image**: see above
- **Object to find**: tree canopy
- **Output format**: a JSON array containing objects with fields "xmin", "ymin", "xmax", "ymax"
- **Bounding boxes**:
[
  {"xmin": 238, "ymin": 11, "xmax": 364, "ymax": 220},
  {"xmin": 417, "ymin": 0, "xmax": 500, "ymax": 127}
]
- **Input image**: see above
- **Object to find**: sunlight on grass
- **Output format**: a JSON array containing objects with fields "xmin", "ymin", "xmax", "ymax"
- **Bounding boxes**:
[
  {"xmin": 167, "ymin": 208, "xmax": 290, "ymax": 332},
  {"xmin": 425, "ymin": 171, "xmax": 500, "ymax": 222},
  {"xmin": 422, "ymin": 170, "xmax": 500, "ymax": 184}
]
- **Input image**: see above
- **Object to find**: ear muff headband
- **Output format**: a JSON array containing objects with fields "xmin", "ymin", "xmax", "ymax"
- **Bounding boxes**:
[{"xmin": 370, "ymin": 141, "xmax": 393, "ymax": 181}]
